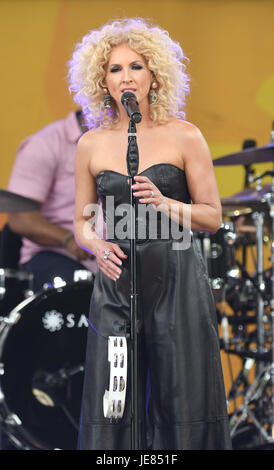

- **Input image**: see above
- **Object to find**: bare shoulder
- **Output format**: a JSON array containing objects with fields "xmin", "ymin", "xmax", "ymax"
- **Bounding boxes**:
[
  {"xmin": 76, "ymin": 127, "xmax": 108, "ymax": 168},
  {"xmin": 167, "ymin": 119, "xmax": 204, "ymax": 141},
  {"xmin": 77, "ymin": 127, "xmax": 107, "ymax": 150},
  {"xmin": 173, "ymin": 119, "xmax": 211, "ymax": 161},
  {"xmin": 160, "ymin": 119, "xmax": 210, "ymax": 166}
]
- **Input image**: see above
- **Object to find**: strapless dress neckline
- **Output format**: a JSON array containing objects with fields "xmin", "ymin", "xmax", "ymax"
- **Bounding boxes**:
[
  {"xmin": 96, "ymin": 162, "xmax": 185, "ymax": 180},
  {"xmin": 96, "ymin": 162, "xmax": 190, "ymax": 242}
]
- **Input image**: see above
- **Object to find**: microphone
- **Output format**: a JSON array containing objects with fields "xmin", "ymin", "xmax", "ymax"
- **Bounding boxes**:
[{"xmin": 121, "ymin": 91, "xmax": 142, "ymax": 123}]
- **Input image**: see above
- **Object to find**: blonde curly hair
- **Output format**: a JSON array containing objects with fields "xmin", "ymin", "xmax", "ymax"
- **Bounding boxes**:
[{"xmin": 68, "ymin": 17, "xmax": 190, "ymax": 129}]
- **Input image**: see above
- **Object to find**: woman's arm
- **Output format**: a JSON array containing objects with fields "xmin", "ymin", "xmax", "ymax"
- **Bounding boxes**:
[
  {"xmin": 74, "ymin": 133, "xmax": 127, "ymax": 281},
  {"xmin": 132, "ymin": 123, "xmax": 222, "ymax": 234},
  {"xmin": 74, "ymin": 134, "xmax": 99, "ymax": 252},
  {"xmin": 181, "ymin": 124, "xmax": 222, "ymax": 233}
]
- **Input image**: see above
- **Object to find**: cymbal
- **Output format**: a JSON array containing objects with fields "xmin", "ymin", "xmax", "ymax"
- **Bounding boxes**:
[
  {"xmin": 222, "ymin": 200, "xmax": 268, "ymax": 213},
  {"xmin": 0, "ymin": 189, "xmax": 40, "ymax": 213},
  {"xmin": 221, "ymin": 185, "xmax": 271, "ymax": 211},
  {"xmin": 222, "ymin": 206, "xmax": 253, "ymax": 218},
  {"xmin": 214, "ymin": 143, "xmax": 274, "ymax": 166}
]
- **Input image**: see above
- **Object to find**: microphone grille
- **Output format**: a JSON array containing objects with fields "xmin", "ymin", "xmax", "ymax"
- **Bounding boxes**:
[{"xmin": 121, "ymin": 90, "xmax": 136, "ymax": 104}]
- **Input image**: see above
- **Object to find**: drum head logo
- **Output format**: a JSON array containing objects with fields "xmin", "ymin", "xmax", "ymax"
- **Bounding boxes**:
[
  {"xmin": 42, "ymin": 310, "xmax": 89, "ymax": 332},
  {"xmin": 42, "ymin": 310, "xmax": 64, "ymax": 332}
]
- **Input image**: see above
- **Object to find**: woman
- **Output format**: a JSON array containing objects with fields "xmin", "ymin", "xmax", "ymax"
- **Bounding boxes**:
[{"xmin": 69, "ymin": 18, "xmax": 231, "ymax": 450}]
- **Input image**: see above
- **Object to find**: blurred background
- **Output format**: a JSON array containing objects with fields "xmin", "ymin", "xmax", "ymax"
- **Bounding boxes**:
[
  {"xmin": 0, "ymin": 0, "xmax": 273, "ymax": 451},
  {"xmin": 1, "ymin": 0, "xmax": 273, "ymax": 197}
]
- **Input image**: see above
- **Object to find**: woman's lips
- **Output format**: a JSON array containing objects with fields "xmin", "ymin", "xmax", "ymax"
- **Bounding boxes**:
[{"xmin": 121, "ymin": 88, "xmax": 137, "ymax": 93}]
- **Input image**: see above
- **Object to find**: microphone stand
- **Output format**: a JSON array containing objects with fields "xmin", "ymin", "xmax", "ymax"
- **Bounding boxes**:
[{"xmin": 126, "ymin": 118, "xmax": 140, "ymax": 450}]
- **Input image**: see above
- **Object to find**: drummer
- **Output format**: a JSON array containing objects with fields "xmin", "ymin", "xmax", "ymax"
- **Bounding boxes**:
[{"xmin": 7, "ymin": 111, "xmax": 99, "ymax": 292}]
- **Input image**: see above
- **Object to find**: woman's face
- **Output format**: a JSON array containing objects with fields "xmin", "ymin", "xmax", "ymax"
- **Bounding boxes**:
[{"xmin": 104, "ymin": 43, "xmax": 153, "ymax": 113}]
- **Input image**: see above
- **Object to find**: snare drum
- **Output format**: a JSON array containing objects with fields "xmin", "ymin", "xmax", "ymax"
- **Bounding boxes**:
[{"xmin": 0, "ymin": 278, "xmax": 93, "ymax": 450}]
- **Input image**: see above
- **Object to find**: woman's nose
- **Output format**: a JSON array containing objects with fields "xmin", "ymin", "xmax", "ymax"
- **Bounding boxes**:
[{"xmin": 121, "ymin": 68, "xmax": 133, "ymax": 83}]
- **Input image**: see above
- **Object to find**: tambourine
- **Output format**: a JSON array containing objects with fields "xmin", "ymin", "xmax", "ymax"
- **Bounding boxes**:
[{"xmin": 103, "ymin": 336, "xmax": 128, "ymax": 420}]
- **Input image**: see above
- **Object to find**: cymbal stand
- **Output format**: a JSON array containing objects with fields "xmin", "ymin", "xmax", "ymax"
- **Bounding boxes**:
[
  {"xmin": 231, "ymin": 179, "xmax": 274, "ymax": 445},
  {"xmin": 265, "ymin": 181, "xmax": 274, "ymax": 439},
  {"xmin": 230, "ymin": 363, "xmax": 272, "ymax": 442},
  {"xmin": 251, "ymin": 210, "xmax": 266, "ymax": 378},
  {"xmin": 251, "ymin": 170, "xmax": 274, "ymax": 440}
]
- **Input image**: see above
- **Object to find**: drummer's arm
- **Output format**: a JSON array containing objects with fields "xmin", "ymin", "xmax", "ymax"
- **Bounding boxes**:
[
  {"xmin": 7, "ymin": 131, "xmax": 91, "ymax": 260},
  {"xmin": 8, "ymin": 210, "xmax": 73, "ymax": 246},
  {"xmin": 8, "ymin": 211, "xmax": 90, "ymax": 261}
]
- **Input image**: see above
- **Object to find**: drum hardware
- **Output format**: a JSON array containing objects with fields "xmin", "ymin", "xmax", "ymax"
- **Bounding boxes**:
[
  {"xmin": 222, "ymin": 194, "xmax": 270, "ymax": 216},
  {"xmin": 227, "ymin": 357, "xmax": 255, "ymax": 405},
  {"xmin": 223, "ymin": 206, "xmax": 253, "ymax": 219},
  {"xmin": 265, "ymin": 182, "xmax": 274, "ymax": 440},
  {"xmin": 213, "ymin": 142, "xmax": 274, "ymax": 167},
  {"xmin": 52, "ymin": 277, "xmax": 67, "ymax": 288},
  {"xmin": 222, "ymin": 343, "xmax": 272, "ymax": 363},
  {"xmin": 218, "ymin": 283, "xmax": 232, "ymax": 351},
  {"xmin": 5, "ymin": 266, "xmax": 122, "ymax": 446},
  {"xmin": 0, "ymin": 268, "xmax": 34, "ymax": 317},
  {"xmin": 41, "ymin": 270, "xmax": 93, "ymax": 292},
  {"xmin": 199, "ymin": 221, "xmax": 239, "ymax": 292},
  {"xmin": 250, "ymin": 174, "xmax": 274, "ymax": 439},
  {"xmin": 222, "ymin": 171, "xmax": 274, "ymax": 446},
  {"xmin": 230, "ymin": 363, "xmax": 273, "ymax": 443},
  {"xmin": 0, "ymin": 279, "xmax": 93, "ymax": 450},
  {"xmin": 73, "ymin": 269, "xmax": 93, "ymax": 282},
  {"xmin": 4, "ymin": 413, "xmax": 22, "ymax": 427},
  {"xmin": 32, "ymin": 363, "xmax": 85, "ymax": 402},
  {"xmin": 252, "ymin": 211, "xmax": 266, "ymax": 377},
  {"xmin": 32, "ymin": 364, "xmax": 85, "ymax": 430},
  {"xmin": 0, "ymin": 268, "xmax": 34, "ymax": 296},
  {"xmin": 214, "ymin": 139, "xmax": 273, "ymax": 447},
  {"xmin": 241, "ymin": 139, "xmax": 257, "ymax": 190},
  {"xmin": 42, "ymin": 276, "xmax": 67, "ymax": 291},
  {"xmin": 236, "ymin": 256, "xmax": 269, "ymax": 307}
]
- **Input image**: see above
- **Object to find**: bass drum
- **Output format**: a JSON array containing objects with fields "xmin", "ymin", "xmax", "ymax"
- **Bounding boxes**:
[{"xmin": 0, "ymin": 278, "xmax": 93, "ymax": 450}]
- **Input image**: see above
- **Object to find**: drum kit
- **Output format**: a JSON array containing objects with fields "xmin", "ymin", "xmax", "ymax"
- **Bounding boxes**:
[
  {"xmin": 0, "ymin": 190, "xmax": 94, "ymax": 450},
  {"xmin": 206, "ymin": 141, "xmax": 273, "ymax": 449},
  {"xmin": 0, "ymin": 141, "xmax": 273, "ymax": 450}
]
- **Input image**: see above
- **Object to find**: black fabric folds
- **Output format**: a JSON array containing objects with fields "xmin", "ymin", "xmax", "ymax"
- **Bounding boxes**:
[{"xmin": 78, "ymin": 164, "xmax": 232, "ymax": 450}]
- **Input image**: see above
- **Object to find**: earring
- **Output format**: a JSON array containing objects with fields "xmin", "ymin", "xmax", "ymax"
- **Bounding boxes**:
[
  {"xmin": 149, "ymin": 81, "xmax": 158, "ymax": 104},
  {"xmin": 103, "ymin": 88, "xmax": 111, "ymax": 109}
]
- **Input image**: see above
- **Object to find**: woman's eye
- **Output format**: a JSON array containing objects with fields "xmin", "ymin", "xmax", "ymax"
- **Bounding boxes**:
[
  {"xmin": 109, "ymin": 64, "xmax": 143, "ymax": 73},
  {"xmin": 110, "ymin": 67, "xmax": 121, "ymax": 73}
]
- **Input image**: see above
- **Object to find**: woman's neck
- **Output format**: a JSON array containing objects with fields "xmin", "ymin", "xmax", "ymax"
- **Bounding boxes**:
[{"xmin": 113, "ymin": 97, "xmax": 154, "ymax": 130}]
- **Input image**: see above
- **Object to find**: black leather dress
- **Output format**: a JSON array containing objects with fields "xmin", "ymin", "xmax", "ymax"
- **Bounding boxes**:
[{"xmin": 78, "ymin": 163, "xmax": 232, "ymax": 450}]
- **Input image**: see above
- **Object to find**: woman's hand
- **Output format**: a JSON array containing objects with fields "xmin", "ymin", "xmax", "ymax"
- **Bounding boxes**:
[
  {"xmin": 131, "ymin": 175, "xmax": 166, "ymax": 209},
  {"xmin": 93, "ymin": 239, "xmax": 128, "ymax": 281}
]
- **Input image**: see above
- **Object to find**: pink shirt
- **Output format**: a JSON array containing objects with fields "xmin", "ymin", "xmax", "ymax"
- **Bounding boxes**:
[{"xmin": 8, "ymin": 111, "xmax": 97, "ymax": 273}]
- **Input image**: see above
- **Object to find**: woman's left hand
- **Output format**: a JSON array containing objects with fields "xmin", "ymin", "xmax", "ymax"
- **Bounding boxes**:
[{"xmin": 131, "ymin": 175, "xmax": 166, "ymax": 209}]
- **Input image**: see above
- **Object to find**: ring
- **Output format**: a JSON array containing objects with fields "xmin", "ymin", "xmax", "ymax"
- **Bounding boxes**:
[
  {"xmin": 150, "ymin": 190, "xmax": 154, "ymax": 197},
  {"xmin": 103, "ymin": 249, "xmax": 111, "ymax": 260}
]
